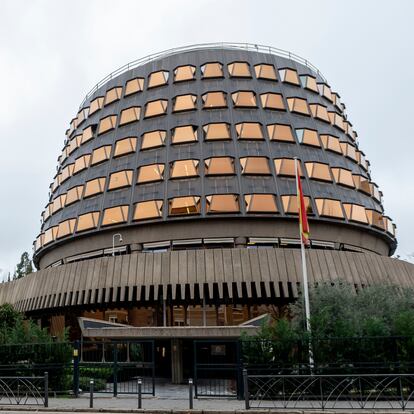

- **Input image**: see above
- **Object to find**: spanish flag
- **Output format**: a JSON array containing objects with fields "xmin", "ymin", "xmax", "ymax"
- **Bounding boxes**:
[{"xmin": 296, "ymin": 162, "xmax": 310, "ymax": 246}]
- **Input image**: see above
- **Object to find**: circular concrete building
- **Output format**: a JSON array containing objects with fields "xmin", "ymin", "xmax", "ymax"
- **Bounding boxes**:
[{"xmin": 1, "ymin": 44, "xmax": 412, "ymax": 346}]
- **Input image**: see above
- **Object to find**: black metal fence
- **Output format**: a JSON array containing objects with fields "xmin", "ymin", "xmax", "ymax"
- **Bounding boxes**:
[
  {"xmin": 243, "ymin": 372, "xmax": 414, "ymax": 410},
  {"xmin": 0, "ymin": 374, "xmax": 48, "ymax": 406}
]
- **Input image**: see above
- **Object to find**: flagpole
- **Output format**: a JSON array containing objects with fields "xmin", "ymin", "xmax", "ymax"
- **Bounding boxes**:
[{"xmin": 294, "ymin": 157, "xmax": 314, "ymax": 368}]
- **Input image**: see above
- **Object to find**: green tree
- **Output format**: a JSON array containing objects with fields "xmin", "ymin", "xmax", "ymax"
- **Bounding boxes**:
[{"xmin": 13, "ymin": 252, "xmax": 34, "ymax": 279}]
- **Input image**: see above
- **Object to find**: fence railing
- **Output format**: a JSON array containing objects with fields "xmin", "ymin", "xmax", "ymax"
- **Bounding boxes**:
[
  {"xmin": 0, "ymin": 374, "xmax": 48, "ymax": 406},
  {"xmin": 78, "ymin": 42, "xmax": 327, "ymax": 108},
  {"xmin": 243, "ymin": 371, "xmax": 414, "ymax": 410}
]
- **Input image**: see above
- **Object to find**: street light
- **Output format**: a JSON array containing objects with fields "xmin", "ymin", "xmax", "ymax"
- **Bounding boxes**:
[{"xmin": 112, "ymin": 233, "xmax": 123, "ymax": 256}]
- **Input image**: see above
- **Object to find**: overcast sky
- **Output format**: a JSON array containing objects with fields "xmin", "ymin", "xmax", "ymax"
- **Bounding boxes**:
[{"xmin": 0, "ymin": 0, "xmax": 413, "ymax": 278}]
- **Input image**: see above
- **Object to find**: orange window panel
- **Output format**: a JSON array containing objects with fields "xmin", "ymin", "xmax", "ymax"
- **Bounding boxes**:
[
  {"xmin": 201, "ymin": 62, "xmax": 224, "ymax": 78},
  {"xmin": 240, "ymin": 157, "xmax": 271, "ymax": 175},
  {"xmin": 268, "ymin": 124, "xmax": 295, "ymax": 142},
  {"xmin": 296, "ymin": 129, "xmax": 320, "ymax": 147},
  {"xmin": 332, "ymin": 168, "xmax": 354, "ymax": 188},
  {"xmin": 320, "ymin": 134, "xmax": 342, "ymax": 154},
  {"xmin": 137, "ymin": 164, "xmax": 164, "ymax": 183},
  {"xmin": 202, "ymin": 92, "xmax": 227, "ymax": 108},
  {"xmin": 287, "ymin": 97, "xmax": 310, "ymax": 116},
  {"xmin": 89, "ymin": 96, "xmax": 104, "ymax": 115},
  {"xmin": 203, "ymin": 123, "xmax": 231, "ymax": 140},
  {"xmin": 52, "ymin": 194, "xmax": 67, "ymax": 214},
  {"xmin": 315, "ymin": 198, "xmax": 344, "ymax": 219},
  {"xmin": 171, "ymin": 125, "xmax": 197, "ymax": 144},
  {"xmin": 300, "ymin": 75, "xmax": 318, "ymax": 92},
  {"xmin": 309, "ymin": 104, "xmax": 330, "ymax": 123},
  {"xmin": 235, "ymin": 122, "xmax": 263, "ymax": 140},
  {"xmin": 114, "ymin": 137, "xmax": 137, "ymax": 157},
  {"xmin": 170, "ymin": 160, "xmax": 199, "ymax": 178},
  {"xmin": 125, "ymin": 77, "xmax": 144, "ymax": 96},
  {"xmin": 205, "ymin": 157, "xmax": 235, "ymax": 175},
  {"xmin": 76, "ymin": 211, "xmax": 100, "ymax": 232},
  {"xmin": 260, "ymin": 93, "xmax": 285, "ymax": 110},
  {"xmin": 305, "ymin": 162, "xmax": 332, "ymax": 182},
  {"xmin": 43, "ymin": 226, "xmax": 58, "ymax": 245},
  {"xmin": 141, "ymin": 130, "xmax": 166, "ymax": 149},
  {"xmin": 232, "ymin": 91, "xmax": 257, "ymax": 107},
  {"xmin": 343, "ymin": 203, "xmax": 368, "ymax": 224},
  {"xmin": 245, "ymin": 194, "xmax": 278, "ymax": 213},
  {"xmin": 91, "ymin": 145, "xmax": 111, "ymax": 165},
  {"xmin": 56, "ymin": 218, "xmax": 76, "ymax": 239},
  {"xmin": 228, "ymin": 62, "xmax": 251, "ymax": 77},
  {"xmin": 84, "ymin": 177, "xmax": 106, "ymax": 198},
  {"xmin": 254, "ymin": 64, "xmax": 277, "ymax": 80},
  {"xmin": 119, "ymin": 107, "xmax": 141, "ymax": 125},
  {"xmin": 133, "ymin": 200, "xmax": 163, "ymax": 221},
  {"xmin": 279, "ymin": 68, "xmax": 300, "ymax": 85},
  {"xmin": 206, "ymin": 194, "xmax": 239, "ymax": 213},
  {"xmin": 281, "ymin": 195, "xmax": 313, "ymax": 215},
  {"xmin": 148, "ymin": 70, "xmax": 169, "ymax": 88},
  {"xmin": 144, "ymin": 100, "xmax": 168, "ymax": 118},
  {"xmin": 169, "ymin": 196, "xmax": 201, "ymax": 216},
  {"xmin": 108, "ymin": 170, "xmax": 133, "ymax": 190},
  {"xmin": 98, "ymin": 115, "xmax": 117, "ymax": 135},
  {"xmin": 81, "ymin": 126, "xmax": 94, "ymax": 145},
  {"xmin": 102, "ymin": 205, "xmax": 129, "ymax": 226},
  {"xmin": 104, "ymin": 86, "xmax": 122, "ymax": 106},
  {"xmin": 73, "ymin": 154, "xmax": 91, "ymax": 174},
  {"xmin": 274, "ymin": 158, "xmax": 303, "ymax": 177},
  {"xmin": 174, "ymin": 65, "xmax": 196, "ymax": 82},
  {"xmin": 173, "ymin": 95, "xmax": 197, "ymax": 112},
  {"xmin": 66, "ymin": 185, "xmax": 84, "ymax": 206}
]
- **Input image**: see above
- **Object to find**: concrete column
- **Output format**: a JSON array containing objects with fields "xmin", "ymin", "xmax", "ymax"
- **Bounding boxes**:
[{"xmin": 171, "ymin": 338, "xmax": 183, "ymax": 384}]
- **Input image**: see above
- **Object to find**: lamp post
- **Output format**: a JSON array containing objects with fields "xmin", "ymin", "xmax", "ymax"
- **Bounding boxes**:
[{"xmin": 112, "ymin": 233, "xmax": 123, "ymax": 257}]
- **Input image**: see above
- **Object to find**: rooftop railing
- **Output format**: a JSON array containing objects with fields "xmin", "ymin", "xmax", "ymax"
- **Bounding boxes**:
[{"xmin": 79, "ymin": 42, "xmax": 327, "ymax": 108}]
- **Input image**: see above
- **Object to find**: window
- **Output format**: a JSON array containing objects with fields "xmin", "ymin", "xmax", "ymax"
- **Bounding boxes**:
[
  {"xmin": 81, "ymin": 126, "xmax": 94, "ymax": 145},
  {"xmin": 104, "ymin": 86, "xmax": 122, "ymax": 105},
  {"xmin": 254, "ymin": 64, "xmax": 277, "ymax": 80},
  {"xmin": 268, "ymin": 123, "xmax": 295, "ymax": 142},
  {"xmin": 144, "ymin": 99, "xmax": 168, "ymax": 118},
  {"xmin": 43, "ymin": 203, "xmax": 53, "ymax": 221},
  {"xmin": 206, "ymin": 194, "xmax": 239, "ymax": 213},
  {"xmin": 84, "ymin": 177, "xmax": 106, "ymax": 198},
  {"xmin": 148, "ymin": 70, "xmax": 169, "ymax": 88},
  {"xmin": 296, "ymin": 129, "xmax": 320, "ymax": 147},
  {"xmin": 56, "ymin": 219, "xmax": 76, "ymax": 239},
  {"xmin": 173, "ymin": 94, "xmax": 197, "ymax": 112},
  {"xmin": 66, "ymin": 185, "xmax": 84, "ymax": 206},
  {"xmin": 125, "ymin": 77, "xmax": 144, "ymax": 96},
  {"xmin": 201, "ymin": 62, "xmax": 224, "ymax": 78},
  {"xmin": 366, "ymin": 209, "xmax": 385, "ymax": 230},
  {"xmin": 141, "ymin": 130, "xmax": 166, "ymax": 149},
  {"xmin": 328, "ymin": 111, "xmax": 345, "ymax": 131},
  {"xmin": 287, "ymin": 97, "xmax": 310, "ymax": 116},
  {"xmin": 35, "ymin": 234, "xmax": 44, "ymax": 251},
  {"xmin": 137, "ymin": 164, "xmax": 164, "ymax": 183},
  {"xmin": 205, "ymin": 157, "xmax": 235, "ymax": 175},
  {"xmin": 171, "ymin": 125, "xmax": 197, "ymax": 144},
  {"xmin": 240, "ymin": 157, "xmax": 271, "ymax": 175},
  {"xmin": 281, "ymin": 195, "xmax": 313, "ymax": 215},
  {"xmin": 98, "ymin": 115, "xmax": 117, "ymax": 135},
  {"xmin": 114, "ymin": 137, "xmax": 137, "ymax": 157},
  {"xmin": 343, "ymin": 203, "xmax": 368, "ymax": 224},
  {"xmin": 201, "ymin": 91, "xmax": 227, "ymax": 108},
  {"xmin": 102, "ymin": 205, "xmax": 129, "ymax": 226},
  {"xmin": 108, "ymin": 170, "xmax": 133, "ymax": 190},
  {"xmin": 309, "ymin": 104, "xmax": 330, "ymax": 123},
  {"xmin": 332, "ymin": 92, "xmax": 342, "ymax": 110},
  {"xmin": 370, "ymin": 183, "xmax": 381, "ymax": 202},
  {"xmin": 260, "ymin": 93, "xmax": 285, "ymax": 110},
  {"xmin": 73, "ymin": 154, "xmax": 91, "ymax": 174},
  {"xmin": 76, "ymin": 211, "xmax": 100, "ymax": 232},
  {"xmin": 203, "ymin": 123, "xmax": 231, "ymax": 141},
  {"xmin": 91, "ymin": 145, "xmax": 111, "ymax": 165},
  {"xmin": 170, "ymin": 159, "xmax": 199, "ymax": 178},
  {"xmin": 60, "ymin": 164, "xmax": 74, "ymax": 183},
  {"xmin": 353, "ymin": 174, "xmax": 371, "ymax": 195},
  {"xmin": 320, "ymin": 134, "xmax": 342, "ymax": 154},
  {"xmin": 232, "ymin": 91, "xmax": 257, "ymax": 107},
  {"xmin": 279, "ymin": 68, "xmax": 300, "ymax": 85},
  {"xmin": 315, "ymin": 198, "xmax": 344, "ymax": 219},
  {"xmin": 332, "ymin": 168, "xmax": 355, "ymax": 188},
  {"xmin": 318, "ymin": 83, "xmax": 333, "ymax": 102},
  {"xmin": 245, "ymin": 194, "xmax": 278, "ymax": 213},
  {"xmin": 300, "ymin": 75, "xmax": 318, "ymax": 92},
  {"xmin": 133, "ymin": 200, "xmax": 163, "ymax": 220},
  {"xmin": 89, "ymin": 96, "xmax": 104, "ymax": 115},
  {"xmin": 341, "ymin": 142, "xmax": 358, "ymax": 162},
  {"xmin": 174, "ymin": 65, "xmax": 196, "ymax": 82},
  {"xmin": 52, "ymin": 194, "xmax": 66, "ymax": 213},
  {"xmin": 228, "ymin": 62, "xmax": 251, "ymax": 77},
  {"xmin": 119, "ymin": 106, "xmax": 141, "ymax": 125},
  {"xmin": 43, "ymin": 226, "xmax": 58, "ymax": 245},
  {"xmin": 235, "ymin": 122, "xmax": 263, "ymax": 140},
  {"xmin": 274, "ymin": 158, "xmax": 303, "ymax": 177},
  {"xmin": 169, "ymin": 196, "xmax": 201, "ymax": 216},
  {"xmin": 356, "ymin": 151, "xmax": 369, "ymax": 171},
  {"xmin": 305, "ymin": 162, "xmax": 332, "ymax": 182},
  {"xmin": 68, "ymin": 134, "xmax": 82, "ymax": 155},
  {"xmin": 76, "ymin": 107, "xmax": 89, "ymax": 127}
]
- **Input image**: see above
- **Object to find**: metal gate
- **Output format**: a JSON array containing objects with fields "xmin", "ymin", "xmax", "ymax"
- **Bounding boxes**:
[
  {"xmin": 193, "ymin": 339, "xmax": 242, "ymax": 398},
  {"xmin": 78, "ymin": 340, "xmax": 155, "ymax": 396}
]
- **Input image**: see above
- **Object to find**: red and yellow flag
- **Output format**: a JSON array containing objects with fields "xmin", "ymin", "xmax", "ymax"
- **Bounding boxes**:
[{"xmin": 296, "ymin": 164, "xmax": 310, "ymax": 246}]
